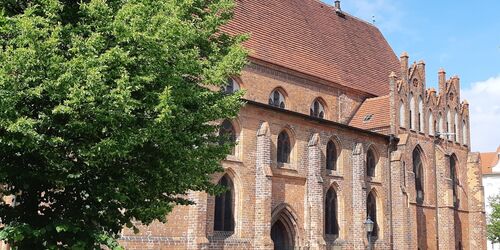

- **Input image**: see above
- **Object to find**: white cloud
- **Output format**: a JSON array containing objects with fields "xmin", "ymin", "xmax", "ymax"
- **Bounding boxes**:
[{"xmin": 462, "ymin": 75, "xmax": 500, "ymax": 152}]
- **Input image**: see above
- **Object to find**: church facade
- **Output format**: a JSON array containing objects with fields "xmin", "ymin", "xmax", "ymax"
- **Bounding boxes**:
[{"xmin": 120, "ymin": 0, "xmax": 487, "ymax": 249}]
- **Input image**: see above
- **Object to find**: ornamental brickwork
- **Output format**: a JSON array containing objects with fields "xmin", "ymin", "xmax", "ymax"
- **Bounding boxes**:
[{"xmin": 119, "ymin": 0, "xmax": 487, "ymax": 249}]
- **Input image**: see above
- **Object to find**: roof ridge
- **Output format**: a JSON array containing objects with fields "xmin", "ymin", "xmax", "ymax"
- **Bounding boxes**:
[
  {"xmin": 365, "ymin": 95, "xmax": 390, "ymax": 101},
  {"xmin": 308, "ymin": 0, "xmax": 379, "ymax": 28}
]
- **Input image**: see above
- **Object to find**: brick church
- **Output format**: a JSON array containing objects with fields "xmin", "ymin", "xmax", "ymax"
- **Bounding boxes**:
[{"xmin": 120, "ymin": 0, "xmax": 487, "ymax": 249}]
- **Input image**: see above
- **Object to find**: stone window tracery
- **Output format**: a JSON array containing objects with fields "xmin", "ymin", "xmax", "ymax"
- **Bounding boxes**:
[
  {"xmin": 223, "ymin": 78, "xmax": 240, "ymax": 94},
  {"xmin": 310, "ymin": 99, "xmax": 325, "ymax": 119},
  {"xmin": 269, "ymin": 89, "xmax": 286, "ymax": 109}
]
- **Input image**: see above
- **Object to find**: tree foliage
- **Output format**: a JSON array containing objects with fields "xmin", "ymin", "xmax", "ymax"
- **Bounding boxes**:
[
  {"xmin": 488, "ymin": 194, "xmax": 500, "ymax": 244},
  {"xmin": 0, "ymin": 0, "xmax": 247, "ymax": 248}
]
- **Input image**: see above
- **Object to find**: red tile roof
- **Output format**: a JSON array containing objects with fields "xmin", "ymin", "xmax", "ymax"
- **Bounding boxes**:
[
  {"xmin": 349, "ymin": 95, "xmax": 390, "ymax": 131},
  {"xmin": 223, "ymin": 0, "xmax": 401, "ymax": 96},
  {"xmin": 480, "ymin": 146, "xmax": 500, "ymax": 174}
]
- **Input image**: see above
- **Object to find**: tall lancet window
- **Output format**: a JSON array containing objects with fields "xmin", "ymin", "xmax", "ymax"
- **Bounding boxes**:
[
  {"xmin": 214, "ymin": 175, "xmax": 235, "ymax": 232},
  {"xmin": 428, "ymin": 112, "xmax": 435, "ymax": 136},
  {"xmin": 409, "ymin": 93, "xmax": 415, "ymax": 130}
]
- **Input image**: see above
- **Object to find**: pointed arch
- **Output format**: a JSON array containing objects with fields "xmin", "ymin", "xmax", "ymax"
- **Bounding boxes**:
[
  {"xmin": 214, "ymin": 174, "xmax": 235, "ymax": 232},
  {"xmin": 366, "ymin": 146, "xmax": 378, "ymax": 177},
  {"xmin": 367, "ymin": 190, "xmax": 379, "ymax": 238},
  {"xmin": 325, "ymin": 188, "xmax": 339, "ymax": 235},
  {"xmin": 412, "ymin": 146, "xmax": 425, "ymax": 204},
  {"xmin": 310, "ymin": 97, "xmax": 327, "ymax": 119},
  {"xmin": 269, "ymin": 88, "xmax": 286, "ymax": 109},
  {"xmin": 277, "ymin": 129, "xmax": 292, "ymax": 164},
  {"xmin": 223, "ymin": 78, "xmax": 240, "ymax": 94},
  {"xmin": 326, "ymin": 139, "xmax": 339, "ymax": 170},
  {"xmin": 271, "ymin": 203, "xmax": 300, "ymax": 249}
]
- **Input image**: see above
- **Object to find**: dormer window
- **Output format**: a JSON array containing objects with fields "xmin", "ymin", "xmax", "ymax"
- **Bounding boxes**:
[
  {"xmin": 310, "ymin": 99, "xmax": 325, "ymax": 118},
  {"xmin": 269, "ymin": 89, "xmax": 285, "ymax": 108},
  {"xmin": 223, "ymin": 78, "xmax": 240, "ymax": 94}
]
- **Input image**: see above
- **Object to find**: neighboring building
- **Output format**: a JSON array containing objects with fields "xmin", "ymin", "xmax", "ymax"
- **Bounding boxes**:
[
  {"xmin": 481, "ymin": 146, "xmax": 500, "ymax": 250},
  {"xmin": 120, "ymin": 0, "xmax": 486, "ymax": 249}
]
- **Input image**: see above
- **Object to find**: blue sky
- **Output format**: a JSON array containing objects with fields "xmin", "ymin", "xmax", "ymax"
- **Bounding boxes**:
[{"xmin": 323, "ymin": 0, "xmax": 500, "ymax": 152}]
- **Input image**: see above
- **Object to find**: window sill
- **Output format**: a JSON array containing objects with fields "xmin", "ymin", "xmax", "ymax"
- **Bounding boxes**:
[
  {"xmin": 326, "ymin": 169, "xmax": 343, "ymax": 178},
  {"xmin": 224, "ymin": 155, "xmax": 242, "ymax": 163}
]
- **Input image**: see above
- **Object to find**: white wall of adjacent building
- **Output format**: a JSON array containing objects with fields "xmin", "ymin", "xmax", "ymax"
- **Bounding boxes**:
[{"xmin": 484, "ymin": 154, "xmax": 500, "ymax": 250}]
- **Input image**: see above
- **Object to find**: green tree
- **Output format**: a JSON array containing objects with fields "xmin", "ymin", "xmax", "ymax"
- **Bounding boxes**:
[
  {"xmin": 488, "ymin": 194, "xmax": 500, "ymax": 245},
  {"xmin": 0, "ymin": 0, "xmax": 247, "ymax": 249}
]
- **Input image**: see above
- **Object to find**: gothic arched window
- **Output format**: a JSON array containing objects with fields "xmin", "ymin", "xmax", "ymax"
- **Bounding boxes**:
[
  {"xmin": 366, "ymin": 148, "xmax": 376, "ymax": 177},
  {"xmin": 310, "ymin": 99, "xmax": 325, "ymax": 119},
  {"xmin": 399, "ymin": 101, "xmax": 405, "ymax": 128},
  {"xmin": 326, "ymin": 140, "xmax": 337, "ymax": 170},
  {"xmin": 223, "ymin": 78, "xmax": 240, "ymax": 94},
  {"xmin": 277, "ymin": 131, "xmax": 291, "ymax": 163},
  {"xmin": 367, "ymin": 191, "xmax": 378, "ymax": 237},
  {"xmin": 219, "ymin": 119, "xmax": 236, "ymax": 155},
  {"xmin": 269, "ymin": 89, "xmax": 286, "ymax": 109},
  {"xmin": 413, "ymin": 148, "xmax": 424, "ymax": 204},
  {"xmin": 214, "ymin": 174, "xmax": 235, "ymax": 231},
  {"xmin": 450, "ymin": 155, "xmax": 459, "ymax": 208},
  {"xmin": 325, "ymin": 188, "xmax": 339, "ymax": 235}
]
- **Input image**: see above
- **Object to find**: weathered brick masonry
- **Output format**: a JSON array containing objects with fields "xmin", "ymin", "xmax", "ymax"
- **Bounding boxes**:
[{"xmin": 119, "ymin": 0, "xmax": 486, "ymax": 249}]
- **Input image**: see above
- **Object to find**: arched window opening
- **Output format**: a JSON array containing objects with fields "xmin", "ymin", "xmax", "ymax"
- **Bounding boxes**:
[
  {"xmin": 214, "ymin": 175, "xmax": 235, "ymax": 231},
  {"xmin": 277, "ymin": 131, "xmax": 291, "ymax": 164},
  {"xmin": 462, "ymin": 121, "xmax": 468, "ymax": 145},
  {"xmin": 219, "ymin": 120, "xmax": 236, "ymax": 155},
  {"xmin": 399, "ymin": 101, "xmax": 405, "ymax": 128},
  {"xmin": 409, "ymin": 94, "xmax": 415, "ymax": 130},
  {"xmin": 223, "ymin": 78, "xmax": 240, "ymax": 94},
  {"xmin": 429, "ymin": 112, "xmax": 435, "ymax": 136},
  {"xmin": 269, "ymin": 89, "xmax": 285, "ymax": 109},
  {"xmin": 326, "ymin": 140, "xmax": 337, "ymax": 170},
  {"xmin": 413, "ymin": 148, "xmax": 424, "ymax": 204},
  {"xmin": 325, "ymin": 188, "xmax": 339, "ymax": 235},
  {"xmin": 418, "ymin": 96, "xmax": 424, "ymax": 132},
  {"xmin": 366, "ymin": 148, "xmax": 377, "ymax": 177},
  {"xmin": 450, "ymin": 155, "xmax": 459, "ymax": 208},
  {"xmin": 310, "ymin": 99, "xmax": 325, "ymax": 119},
  {"xmin": 367, "ymin": 191, "xmax": 378, "ymax": 237}
]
